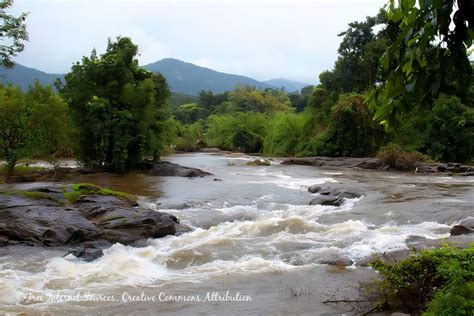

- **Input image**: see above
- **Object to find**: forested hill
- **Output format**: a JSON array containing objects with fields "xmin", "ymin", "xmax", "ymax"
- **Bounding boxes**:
[
  {"xmin": 143, "ymin": 58, "xmax": 275, "ymax": 94},
  {"xmin": 0, "ymin": 58, "xmax": 309, "ymax": 94},
  {"xmin": 0, "ymin": 64, "xmax": 63, "ymax": 90}
]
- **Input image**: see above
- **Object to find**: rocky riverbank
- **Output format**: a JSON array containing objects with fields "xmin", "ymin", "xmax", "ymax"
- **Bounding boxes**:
[
  {"xmin": 281, "ymin": 156, "xmax": 474, "ymax": 175},
  {"xmin": 4, "ymin": 160, "xmax": 212, "ymax": 183},
  {"xmin": 0, "ymin": 184, "xmax": 191, "ymax": 261}
]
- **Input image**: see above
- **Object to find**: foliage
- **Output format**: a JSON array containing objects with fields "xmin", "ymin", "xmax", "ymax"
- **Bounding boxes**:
[
  {"xmin": 0, "ymin": 0, "xmax": 28, "ymax": 68},
  {"xmin": 173, "ymin": 120, "xmax": 203, "ymax": 151},
  {"xmin": 371, "ymin": 245, "xmax": 474, "ymax": 315},
  {"xmin": 61, "ymin": 37, "xmax": 170, "ymax": 171},
  {"xmin": 319, "ymin": 10, "xmax": 393, "ymax": 94},
  {"xmin": 368, "ymin": 0, "xmax": 473, "ymax": 123},
  {"xmin": 263, "ymin": 112, "xmax": 312, "ymax": 156},
  {"xmin": 0, "ymin": 83, "xmax": 70, "ymax": 174},
  {"xmin": 229, "ymin": 86, "xmax": 294, "ymax": 113},
  {"xmin": 377, "ymin": 144, "xmax": 429, "ymax": 171},
  {"xmin": 288, "ymin": 85, "xmax": 314, "ymax": 112},
  {"xmin": 320, "ymin": 94, "xmax": 385, "ymax": 157},
  {"xmin": 424, "ymin": 95, "xmax": 474, "ymax": 162},
  {"xmin": 0, "ymin": 164, "xmax": 45, "ymax": 176},
  {"xmin": 205, "ymin": 113, "xmax": 269, "ymax": 152}
]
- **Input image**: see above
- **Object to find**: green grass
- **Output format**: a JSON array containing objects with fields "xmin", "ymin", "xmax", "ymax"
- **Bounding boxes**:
[
  {"xmin": 0, "ymin": 190, "xmax": 57, "ymax": 202},
  {"xmin": 64, "ymin": 183, "xmax": 137, "ymax": 204},
  {"xmin": 0, "ymin": 164, "xmax": 46, "ymax": 176}
]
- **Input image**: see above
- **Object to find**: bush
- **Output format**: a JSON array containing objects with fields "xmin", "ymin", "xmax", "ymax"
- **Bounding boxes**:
[
  {"xmin": 173, "ymin": 120, "xmax": 203, "ymax": 152},
  {"xmin": 371, "ymin": 245, "xmax": 474, "ymax": 315},
  {"xmin": 424, "ymin": 95, "xmax": 474, "ymax": 163},
  {"xmin": 377, "ymin": 144, "xmax": 429, "ymax": 171},
  {"xmin": 321, "ymin": 94, "xmax": 385, "ymax": 157},
  {"xmin": 263, "ymin": 112, "xmax": 312, "ymax": 156},
  {"xmin": 204, "ymin": 113, "xmax": 269, "ymax": 152}
]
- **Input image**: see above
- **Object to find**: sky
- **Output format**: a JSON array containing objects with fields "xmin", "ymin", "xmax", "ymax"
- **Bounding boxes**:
[{"xmin": 10, "ymin": 0, "xmax": 387, "ymax": 84}]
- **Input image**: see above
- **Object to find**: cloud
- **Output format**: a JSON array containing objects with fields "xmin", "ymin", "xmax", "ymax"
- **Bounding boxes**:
[{"xmin": 10, "ymin": 0, "xmax": 386, "ymax": 81}]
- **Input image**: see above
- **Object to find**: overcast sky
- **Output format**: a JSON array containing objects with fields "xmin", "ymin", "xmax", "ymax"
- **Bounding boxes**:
[{"xmin": 11, "ymin": 0, "xmax": 386, "ymax": 84}]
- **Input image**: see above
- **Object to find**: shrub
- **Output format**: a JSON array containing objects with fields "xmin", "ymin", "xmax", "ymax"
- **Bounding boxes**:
[
  {"xmin": 205, "ymin": 113, "xmax": 269, "ymax": 152},
  {"xmin": 377, "ymin": 144, "xmax": 429, "ymax": 171},
  {"xmin": 263, "ymin": 112, "xmax": 312, "ymax": 156},
  {"xmin": 322, "ymin": 94, "xmax": 385, "ymax": 157},
  {"xmin": 424, "ymin": 95, "xmax": 474, "ymax": 163},
  {"xmin": 371, "ymin": 245, "xmax": 474, "ymax": 315}
]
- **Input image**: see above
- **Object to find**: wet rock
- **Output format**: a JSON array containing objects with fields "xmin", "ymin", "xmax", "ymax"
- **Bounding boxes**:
[
  {"xmin": 281, "ymin": 156, "xmax": 473, "ymax": 175},
  {"xmin": 308, "ymin": 185, "xmax": 322, "ymax": 193},
  {"xmin": 246, "ymin": 159, "xmax": 271, "ymax": 166},
  {"xmin": 450, "ymin": 218, "xmax": 474, "ymax": 236},
  {"xmin": 146, "ymin": 161, "xmax": 212, "ymax": 177},
  {"xmin": 199, "ymin": 147, "xmax": 221, "ymax": 153},
  {"xmin": 309, "ymin": 196, "xmax": 344, "ymax": 207},
  {"xmin": 308, "ymin": 186, "xmax": 362, "ymax": 206},
  {"xmin": 281, "ymin": 157, "xmax": 384, "ymax": 170},
  {"xmin": 0, "ymin": 188, "xmax": 181, "ymax": 253},
  {"xmin": 319, "ymin": 255, "xmax": 354, "ymax": 266}
]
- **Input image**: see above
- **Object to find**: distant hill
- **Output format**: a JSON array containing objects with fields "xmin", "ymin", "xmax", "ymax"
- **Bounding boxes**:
[
  {"xmin": 262, "ymin": 78, "xmax": 310, "ymax": 93},
  {"xmin": 0, "ymin": 64, "xmax": 63, "ymax": 90},
  {"xmin": 0, "ymin": 58, "xmax": 311, "ymax": 95},
  {"xmin": 143, "ymin": 58, "xmax": 277, "ymax": 95}
]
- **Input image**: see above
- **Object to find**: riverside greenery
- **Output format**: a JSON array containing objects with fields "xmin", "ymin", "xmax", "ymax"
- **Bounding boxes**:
[{"xmin": 0, "ymin": 4, "xmax": 473, "ymax": 174}]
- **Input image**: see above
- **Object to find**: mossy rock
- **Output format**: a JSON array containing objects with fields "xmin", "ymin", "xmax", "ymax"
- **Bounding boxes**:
[{"xmin": 64, "ymin": 183, "xmax": 137, "ymax": 204}]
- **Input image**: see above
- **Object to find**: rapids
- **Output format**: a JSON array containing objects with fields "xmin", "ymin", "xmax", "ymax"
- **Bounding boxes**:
[{"xmin": 0, "ymin": 153, "xmax": 472, "ymax": 314}]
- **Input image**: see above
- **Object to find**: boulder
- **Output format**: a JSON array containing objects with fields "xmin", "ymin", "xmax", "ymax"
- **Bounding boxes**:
[
  {"xmin": 308, "ymin": 185, "xmax": 322, "ymax": 193},
  {"xmin": 147, "ymin": 161, "xmax": 212, "ymax": 177},
  {"xmin": 309, "ymin": 196, "xmax": 344, "ymax": 207},
  {"xmin": 246, "ymin": 159, "xmax": 271, "ymax": 166},
  {"xmin": 0, "ymin": 188, "xmax": 181, "ymax": 259},
  {"xmin": 308, "ymin": 186, "xmax": 362, "ymax": 206},
  {"xmin": 450, "ymin": 218, "xmax": 474, "ymax": 236}
]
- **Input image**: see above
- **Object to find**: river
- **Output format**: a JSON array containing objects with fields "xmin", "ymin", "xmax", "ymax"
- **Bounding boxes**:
[{"xmin": 0, "ymin": 153, "xmax": 473, "ymax": 315}]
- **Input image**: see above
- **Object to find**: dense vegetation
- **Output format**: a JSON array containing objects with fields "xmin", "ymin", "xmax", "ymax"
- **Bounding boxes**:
[
  {"xmin": 60, "ymin": 37, "xmax": 171, "ymax": 172},
  {"xmin": 371, "ymin": 245, "xmax": 474, "ymax": 315},
  {"xmin": 0, "ymin": 0, "xmax": 473, "ymax": 177}
]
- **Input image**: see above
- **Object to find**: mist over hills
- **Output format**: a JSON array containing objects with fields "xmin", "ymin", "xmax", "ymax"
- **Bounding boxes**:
[{"xmin": 0, "ymin": 58, "xmax": 310, "ymax": 94}]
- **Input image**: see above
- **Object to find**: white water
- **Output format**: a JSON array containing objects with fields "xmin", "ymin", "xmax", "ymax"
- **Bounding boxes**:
[{"xmin": 0, "ymin": 153, "xmax": 472, "ymax": 314}]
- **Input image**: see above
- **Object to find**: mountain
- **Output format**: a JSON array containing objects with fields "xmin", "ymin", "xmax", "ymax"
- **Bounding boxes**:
[
  {"xmin": 262, "ymin": 78, "xmax": 310, "ymax": 93},
  {"xmin": 0, "ymin": 58, "xmax": 310, "ymax": 95},
  {"xmin": 143, "ymin": 58, "xmax": 276, "ymax": 95},
  {"xmin": 0, "ymin": 64, "xmax": 63, "ymax": 90}
]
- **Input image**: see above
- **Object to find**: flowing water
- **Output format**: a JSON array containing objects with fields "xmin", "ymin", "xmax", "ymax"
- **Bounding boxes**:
[{"xmin": 0, "ymin": 153, "xmax": 473, "ymax": 315}]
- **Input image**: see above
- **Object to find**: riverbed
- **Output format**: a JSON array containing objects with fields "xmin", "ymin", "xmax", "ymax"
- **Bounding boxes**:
[{"xmin": 1, "ymin": 153, "xmax": 473, "ymax": 315}]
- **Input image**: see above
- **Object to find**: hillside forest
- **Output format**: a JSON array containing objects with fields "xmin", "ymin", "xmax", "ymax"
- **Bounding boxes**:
[{"xmin": 0, "ymin": 1, "xmax": 473, "ymax": 175}]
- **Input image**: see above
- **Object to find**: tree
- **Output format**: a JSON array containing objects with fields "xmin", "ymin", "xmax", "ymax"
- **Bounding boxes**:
[
  {"xmin": 0, "ymin": 0, "xmax": 28, "ymax": 68},
  {"xmin": 229, "ymin": 86, "xmax": 293, "ymax": 113},
  {"xmin": 368, "ymin": 0, "xmax": 473, "ymax": 123},
  {"xmin": 319, "ymin": 11, "xmax": 392, "ymax": 94},
  {"xmin": 61, "ymin": 37, "xmax": 170, "ymax": 171},
  {"xmin": 0, "ymin": 82, "xmax": 69, "ymax": 175}
]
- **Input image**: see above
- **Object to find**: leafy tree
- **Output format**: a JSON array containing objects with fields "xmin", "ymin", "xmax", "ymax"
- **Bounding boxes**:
[
  {"xmin": 229, "ymin": 86, "xmax": 293, "ymax": 113},
  {"xmin": 369, "ymin": 0, "xmax": 473, "ymax": 122},
  {"xmin": 288, "ymin": 85, "xmax": 314, "ymax": 112},
  {"xmin": 198, "ymin": 90, "xmax": 229, "ymax": 113},
  {"xmin": 61, "ymin": 37, "xmax": 170, "ymax": 171},
  {"xmin": 174, "ymin": 103, "xmax": 201, "ymax": 124},
  {"xmin": 319, "ymin": 11, "xmax": 392, "ymax": 93},
  {"xmin": 0, "ymin": 0, "xmax": 28, "ymax": 68},
  {"xmin": 424, "ymin": 95, "xmax": 473, "ymax": 162},
  {"xmin": 0, "ymin": 82, "xmax": 70, "ymax": 175},
  {"xmin": 319, "ymin": 94, "xmax": 385, "ymax": 157}
]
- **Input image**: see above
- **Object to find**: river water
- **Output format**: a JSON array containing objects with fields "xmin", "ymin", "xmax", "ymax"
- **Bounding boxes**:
[{"xmin": 0, "ymin": 153, "xmax": 473, "ymax": 315}]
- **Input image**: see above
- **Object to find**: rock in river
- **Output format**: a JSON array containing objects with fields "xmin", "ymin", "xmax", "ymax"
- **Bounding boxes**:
[
  {"xmin": 0, "ymin": 185, "xmax": 188, "ymax": 260},
  {"xmin": 146, "ymin": 161, "xmax": 212, "ymax": 177}
]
